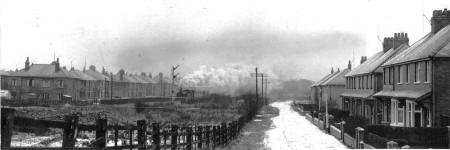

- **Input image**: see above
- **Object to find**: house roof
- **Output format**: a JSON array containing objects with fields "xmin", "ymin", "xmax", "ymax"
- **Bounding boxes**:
[
  {"xmin": 373, "ymin": 89, "xmax": 431, "ymax": 100},
  {"xmin": 135, "ymin": 75, "xmax": 156, "ymax": 84},
  {"xmin": 383, "ymin": 25, "xmax": 450, "ymax": 66},
  {"xmin": 84, "ymin": 69, "xmax": 110, "ymax": 80},
  {"xmin": 311, "ymin": 71, "xmax": 340, "ymax": 87},
  {"xmin": 10, "ymin": 64, "xmax": 78, "ymax": 79},
  {"xmin": 346, "ymin": 44, "xmax": 409, "ymax": 77},
  {"xmin": 322, "ymin": 68, "xmax": 351, "ymax": 86},
  {"xmin": 70, "ymin": 70, "xmax": 96, "ymax": 80},
  {"xmin": 0, "ymin": 70, "xmax": 11, "ymax": 76}
]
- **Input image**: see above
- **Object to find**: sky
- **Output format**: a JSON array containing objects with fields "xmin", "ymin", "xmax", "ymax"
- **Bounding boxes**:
[{"xmin": 1, "ymin": 0, "xmax": 449, "ymax": 82}]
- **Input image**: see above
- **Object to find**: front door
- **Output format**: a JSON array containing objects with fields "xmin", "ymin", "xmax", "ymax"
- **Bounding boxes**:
[{"xmin": 414, "ymin": 113, "xmax": 421, "ymax": 127}]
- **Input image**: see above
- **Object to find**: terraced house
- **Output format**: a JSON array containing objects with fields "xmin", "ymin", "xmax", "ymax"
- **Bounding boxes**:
[
  {"xmin": 341, "ymin": 33, "xmax": 410, "ymax": 124},
  {"xmin": 310, "ymin": 68, "xmax": 339, "ymax": 109},
  {"xmin": 1, "ymin": 57, "xmax": 181, "ymax": 101},
  {"xmin": 310, "ymin": 64, "xmax": 350, "ymax": 110},
  {"xmin": 374, "ymin": 9, "xmax": 450, "ymax": 127},
  {"xmin": 4, "ymin": 58, "xmax": 81, "ymax": 100},
  {"xmin": 319, "ymin": 64, "xmax": 351, "ymax": 110}
]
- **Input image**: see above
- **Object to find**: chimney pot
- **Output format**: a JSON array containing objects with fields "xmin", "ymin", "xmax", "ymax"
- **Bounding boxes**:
[
  {"xmin": 431, "ymin": 8, "xmax": 450, "ymax": 33},
  {"xmin": 25, "ymin": 57, "xmax": 30, "ymax": 70},
  {"xmin": 348, "ymin": 60, "xmax": 352, "ymax": 70}
]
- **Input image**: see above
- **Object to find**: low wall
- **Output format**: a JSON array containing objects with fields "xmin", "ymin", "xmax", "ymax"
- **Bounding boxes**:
[
  {"xmin": 344, "ymin": 133, "xmax": 356, "ymax": 148},
  {"xmin": 318, "ymin": 120, "xmax": 324, "ymax": 130},
  {"xmin": 330, "ymin": 125, "xmax": 341, "ymax": 140}
]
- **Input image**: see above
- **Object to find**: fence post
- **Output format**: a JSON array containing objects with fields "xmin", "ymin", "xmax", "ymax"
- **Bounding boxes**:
[
  {"xmin": 221, "ymin": 122, "xmax": 227, "ymax": 145},
  {"xmin": 171, "ymin": 125, "xmax": 178, "ymax": 150},
  {"xmin": 129, "ymin": 127, "xmax": 133, "ymax": 149},
  {"xmin": 114, "ymin": 123, "xmax": 119, "ymax": 147},
  {"xmin": 355, "ymin": 127, "xmax": 364, "ymax": 149},
  {"xmin": 95, "ymin": 118, "xmax": 107, "ymax": 148},
  {"xmin": 228, "ymin": 122, "xmax": 233, "ymax": 141},
  {"xmin": 340, "ymin": 121, "xmax": 345, "ymax": 142},
  {"xmin": 152, "ymin": 123, "xmax": 161, "ymax": 150},
  {"xmin": 197, "ymin": 126, "xmax": 203, "ymax": 148},
  {"xmin": 187, "ymin": 126, "xmax": 193, "ymax": 150},
  {"xmin": 358, "ymin": 127, "xmax": 365, "ymax": 149},
  {"xmin": 1, "ymin": 108, "xmax": 15, "ymax": 148},
  {"xmin": 62, "ymin": 114, "xmax": 79, "ymax": 148},
  {"xmin": 205, "ymin": 125, "xmax": 211, "ymax": 147},
  {"xmin": 447, "ymin": 126, "xmax": 450, "ymax": 149},
  {"xmin": 387, "ymin": 141, "xmax": 398, "ymax": 149},
  {"xmin": 137, "ymin": 120, "xmax": 147, "ymax": 150},
  {"xmin": 213, "ymin": 126, "xmax": 218, "ymax": 146}
]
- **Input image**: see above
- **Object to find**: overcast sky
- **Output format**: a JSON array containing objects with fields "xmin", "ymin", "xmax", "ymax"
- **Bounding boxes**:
[{"xmin": 1, "ymin": 0, "xmax": 449, "ymax": 81}]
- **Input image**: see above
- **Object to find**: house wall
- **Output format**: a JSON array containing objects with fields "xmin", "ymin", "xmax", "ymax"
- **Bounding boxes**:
[{"xmin": 433, "ymin": 59, "xmax": 450, "ymax": 126}]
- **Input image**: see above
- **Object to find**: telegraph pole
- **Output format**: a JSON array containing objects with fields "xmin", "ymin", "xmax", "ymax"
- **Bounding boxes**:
[
  {"xmin": 255, "ymin": 68, "xmax": 258, "ymax": 103},
  {"xmin": 171, "ymin": 65, "xmax": 180, "ymax": 103},
  {"xmin": 263, "ymin": 79, "xmax": 271, "ymax": 106}
]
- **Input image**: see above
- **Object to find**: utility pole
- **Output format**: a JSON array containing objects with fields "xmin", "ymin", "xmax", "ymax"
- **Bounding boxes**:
[
  {"xmin": 110, "ymin": 74, "xmax": 113, "ymax": 101},
  {"xmin": 263, "ymin": 79, "xmax": 271, "ymax": 106},
  {"xmin": 251, "ymin": 68, "xmax": 267, "ymax": 106},
  {"xmin": 171, "ymin": 65, "xmax": 180, "ymax": 103}
]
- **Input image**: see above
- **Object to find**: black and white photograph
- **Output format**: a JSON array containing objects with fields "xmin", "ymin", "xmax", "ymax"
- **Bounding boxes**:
[{"xmin": 1, "ymin": 0, "xmax": 450, "ymax": 149}]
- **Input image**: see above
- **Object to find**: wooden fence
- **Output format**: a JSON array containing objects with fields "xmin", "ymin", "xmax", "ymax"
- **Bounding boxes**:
[
  {"xmin": 1, "ymin": 108, "xmax": 248, "ymax": 149},
  {"xmin": 1, "ymin": 97, "xmax": 179, "ymax": 107}
]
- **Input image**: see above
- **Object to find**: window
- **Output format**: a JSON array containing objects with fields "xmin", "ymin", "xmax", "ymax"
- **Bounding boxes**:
[
  {"xmin": 58, "ymin": 93, "xmax": 63, "ymax": 100},
  {"xmin": 414, "ymin": 62, "xmax": 419, "ymax": 83},
  {"xmin": 39, "ymin": 93, "xmax": 50, "ymax": 99},
  {"xmin": 26, "ymin": 79, "xmax": 34, "ymax": 87},
  {"xmin": 389, "ymin": 67, "xmax": 393, "ymax": 84},
  {"xmin": 361, "ymin": 76, "xmax": 364, "ymax": 89},
  {"xmin": 57, "ymin": 80, "xmax": 64, "ymax": 88},
  {"xmin": 11, "ymin": 79, "xmax": 17, "ymax": 86},
  {"xmin": 42, "ymin": 80, "xmax": 51, "ymax": 87},
  {"xmin": 405, "ymin": 64, "xmax": 409, "ymax": 83},
  {"xmin": 397, "ymin": 66, "xmax": 401, "ymax": 84},
  {"xmin": 425, "ymin": 61, "xmax": 430, "ymax": 82},
  {"xmin": 383, "ymin": 68, "xmax": 387, "ymax": 85}
]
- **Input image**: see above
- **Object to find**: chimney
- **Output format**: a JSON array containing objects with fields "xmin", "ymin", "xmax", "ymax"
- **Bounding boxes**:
[
  {"xmin": 148, "ymin": 72, "xmax": 152, "ymax": 78},
  {"xmin": 337, "ymin": 68, "xmax": 340, "ymax": 72},
  {"xmin": 25, "ymin": 57, "xmax": 30, "ymax": 70},
  {"xmin": 55, "ymin": 58, "xmax": 60, "ymax": 72},
  {"xmin": 348, "ymin": 60, "xmax": 352, "ymax": 70},
  {"xmin": 70, "ymin": 67, "xmax": 75, "ymax": 71},
  {"xmin": 102, "ymin": 67, "xmax": 106, "ymax": 74},
  {"xmin": 119, "ymin": 69, "xmax": 125, "ymax": 80},
  {"xmin": 431, "ymin": 9, "xmax": 450, "ymax": 34},
  {"xmin": 360, "ymin": 56, "xmax": 368, "ymax": 64},
  {"xmin": 159, "ymin": 72, "xmax": 164, "ymax": 82},
  {"xmin": 89, "ymin": 65, "xmax": 96, "ymax": 71},
  {"xmin": 383, "ymin": 32, "xmax": 409, "ymax": 52},
  {"xmin": 331, "ymin": 67, "xmax": 334, "ymax": 74}
]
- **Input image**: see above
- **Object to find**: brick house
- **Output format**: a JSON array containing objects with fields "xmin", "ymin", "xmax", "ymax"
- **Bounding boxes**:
[
  {"xmin": 5, "ymin": 58, "xmax": 81, "ymax": 100},
  {"xmin": 373, "ymin": 9, "xmax": 450, "ymax": 127},
  {"xmin": 310, "ymin": 68, "xmax": 340, "ymax": 110},
  {"xmin": 341, "ymin": 33, "xmax": 409, "ymax": 124},
  {"xmin": 320, "ymin": 64, "xmax": 351, "ymax": 110}
]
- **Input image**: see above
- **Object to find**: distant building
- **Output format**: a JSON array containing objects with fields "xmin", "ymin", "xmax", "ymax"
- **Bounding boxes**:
[
  {"xmin": 341, "ymin": 33, "xmax": 409, "ymax": 124},
  {"xmin": 374, "ymin": 9, "xmax": 450, "ymax": 127},
  {"xmin": 311, "ymin": 65, "xmax": 349, "ymax": 110},
  {"xmin": 1, "ymin": 57, "xmax": 177, "ymax": 101},
  {"xmin": 5, "ymin": 58, "xmax": 80, "ymax": 100},
  {"xmin": 320, "ymin": 65, "xmax": 351, "ymax": 109}
]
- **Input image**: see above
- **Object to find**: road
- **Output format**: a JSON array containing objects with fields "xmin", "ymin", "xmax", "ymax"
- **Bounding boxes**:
[{"xmin": 263, "ymin": 101, "xmax": 347, "ymax": 150}]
